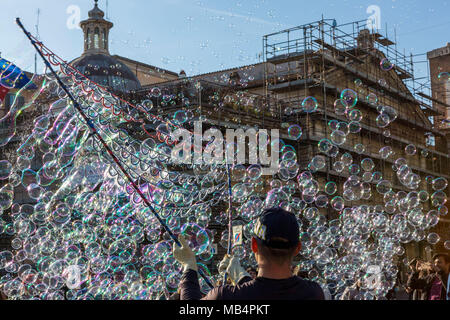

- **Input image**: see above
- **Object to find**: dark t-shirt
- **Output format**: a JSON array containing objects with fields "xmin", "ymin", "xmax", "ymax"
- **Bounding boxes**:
[{"xmin": 180, "ymin": 270, "xmax": 325, "ymax": 300}]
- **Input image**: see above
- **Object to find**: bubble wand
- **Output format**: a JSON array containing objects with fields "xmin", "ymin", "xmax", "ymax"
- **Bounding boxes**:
[
  {"xmin": 223, "ymin": 156, "xmax": 233, "ymax": 284},
  {"xmin": 16, "ymin": 18, "xmax": 215, "ymax": 289}
]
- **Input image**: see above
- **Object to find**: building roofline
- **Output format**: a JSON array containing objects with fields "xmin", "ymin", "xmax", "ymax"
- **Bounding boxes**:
[
  {"xmin": 112, "ymin": 55, "xmax": 179, "ymax": 77},
  {"xmin": 138, "ymin": 62, "xmax": 265, "ymax": 89},
  {"xmin": 427, "ymin": 43, "xmax": 450, "ymax": 59},
  {"xmin": 190, "ymin": 62, "xmax": 264, "ymax": 79}
]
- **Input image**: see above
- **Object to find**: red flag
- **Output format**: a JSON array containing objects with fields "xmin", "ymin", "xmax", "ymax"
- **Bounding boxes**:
[{"xmin": 0, "ymin": 85, "xmax": 9, "ymax": 103}]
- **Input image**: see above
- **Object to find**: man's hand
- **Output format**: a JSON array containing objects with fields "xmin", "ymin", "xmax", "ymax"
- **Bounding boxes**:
[
  {"xmin": 172, "ymin": 235, "xmax": 198, "ymax": 272},
  {"xmin": 218, "ymin": 254, "xmax": 231, "ymax": 275},
  {"xmin": 226, "ymin": 256, "xmax": 251, "ymax": 285},
  {"xmin": 415, "ymin": 261, "xmax": 421, "ymax": 271},
  {"xmin": 416, "ymin": 261, "xmax": 432, "ymax": 272},
  {"xmin": 421, "ymin": 262, "xmax": 433, "ymax": 271}
]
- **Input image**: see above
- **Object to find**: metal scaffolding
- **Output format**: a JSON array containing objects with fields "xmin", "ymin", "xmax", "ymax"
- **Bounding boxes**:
[{"xmin": 262, "ymin": 18, "xmax": 450, "ymax": 247}]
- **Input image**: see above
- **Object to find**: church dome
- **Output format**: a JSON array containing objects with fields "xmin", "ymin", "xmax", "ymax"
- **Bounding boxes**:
[
  {"xmin": 72, "ymin": 1, "xmax": 141, "ymax": 93},
  {"xmin": 71, "ymin": 54, "xmax": 141, "ymax": 93}
]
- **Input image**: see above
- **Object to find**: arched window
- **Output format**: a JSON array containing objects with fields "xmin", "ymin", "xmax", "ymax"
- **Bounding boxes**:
[
  {"xmin": 86, "ymin": 28, "xmax": 91, "ymax": 49},
  {"xmin": 103, "ymin": 29, "xmax": 107, "ymax": 50},
  {"xmin": 94, "ymin": 27, "xmax": 100, "ymax": 49}
]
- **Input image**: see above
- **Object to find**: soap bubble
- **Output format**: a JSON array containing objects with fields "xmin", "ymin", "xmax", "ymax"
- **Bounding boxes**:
[
  {"xmin": 366, "ymin": 93, "xmax": 378, "ymax": 105},
  {"xmin": 427, "ymin": 233, "xmax": 440, "ymax": 245},
  {"xmin": 318, "ymin": 139, "xmax": 333, "ymax": 154},
  {"xmin": 438, "ymin": 205, "xmax": 448, "ymax": 216},
  {"xmin": 247, "ymin": 164, "xmax": 262, "ymax": 181},
  {"xmin": 181, "ymin": 223, "xmax": 210, "ymax": 255},
  {"xmin": 354, "ymin": 144, "xmax": 365, "ymax": 154},
  {"xmin": 379, "ymin": 146, "xmax": 393, "ymax": 159},
  {"xmin": 432, "ymin": 177, "xmax": 448, "ymax": 191},
  {"xmin": 325, "ymin": 182, "xmax": 337, "ymax": 195},
  {"xmin": 437, "ymin": 72, "xmax": 449, "ymax": 82},
  {"xmin": 376, "ymin": 180, "xmax": 392, "ymax": 194},
  {"xmin": 347, "ymin": 109, "xmax": 363, "ymax": 122},
  {"xmin": 311, "ymin": 155, "xmax": 327, "ymax": 170},
  {"xmin": 405, "ymin": 144, "xmax": 417, "ymax": 156},
  {"xmin": 302, "ymin": 96, "xmax": 319, "ymax": 113},
  {"xmin": 334, "ymin": 99, "xmax": 348, "ymax": 115},
  {"xmin": 348, "ymin": 121, "xmax": 361, "ymax": 134},
  {"xmin": 340, "ymin": 89, "xmax": 358, "ymax": 108},
  {"xmin": 444, "ymin": 240, "xmax": 450, "ymax": 250},
  {"xmin": 0, "ymin": 161, "xmax": 12, "ymax": 180},
  {"xmin": 330, "ymin": 130, "xmax": 346, "ymax": 146},
  {"xmin": 330, "ymin": 196, "xmax": 344, "ymax": 211},
  {"xmin": 380, "ymin": 58, "xmax": 394, "ymax": 71},
  {"xmin": 288, "ymin": 125, "xmax": 303, "ymax": 140},
  {"xmin": 361, "ymin": 158, "xmax": 375, "ymax": 172}
]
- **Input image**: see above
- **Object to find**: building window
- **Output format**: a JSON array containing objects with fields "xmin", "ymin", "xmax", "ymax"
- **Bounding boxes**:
[
  {"xmin": 446, "ymin": 81, "xmax": 450, "ymax": 104},
  {"xmin": 94, "ymin": 27, "xmax": 100, "ymax": 49},
  {"xmin": 426, "ymin": 133, "xmax": 436, "ymax": 147},
  {"xmin": 7, "ymin": 93, "xmax": 15, "ymax": 108},
  {"xmin": 446, "ymin": 107, "xmax": 450, "ymax": 128},
  {"xmin": 103, "ymin": 29, "xmax": 107, "ymax": 50},
  {"xmin": 3, "ymin": 93, "xmax": 24, "ymax": 111},
  {"xmin": 86, "ymin": 28, "xmax": 91, "ymax": 49}
]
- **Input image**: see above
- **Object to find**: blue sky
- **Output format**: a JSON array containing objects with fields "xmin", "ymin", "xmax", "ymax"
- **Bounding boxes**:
[{"xmin": 1, "ymin": 0, "xmax": 449, "ymax": 77}]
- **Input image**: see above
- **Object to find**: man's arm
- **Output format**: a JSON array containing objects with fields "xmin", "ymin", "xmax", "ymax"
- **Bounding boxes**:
[
  {"xmin": 179, "ymin": 270, "xmax": 203, "ymax": 300},
  {"xmin": 177, "ymin": 269, "xmax": 225, "ymax": 300},
  {"xmin": 313, "ymin": 283, "xmax": 325, "ymax": 300},
  {"xmin": 174, "ymin": 243, "xmax": 250, "ymax": 300},
  {"xmin": 172, "ymin": 235, "xmax": 212, "ymax": 300}
]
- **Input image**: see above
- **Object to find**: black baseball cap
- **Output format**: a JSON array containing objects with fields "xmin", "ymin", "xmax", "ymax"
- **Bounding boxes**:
[{"xmin": 253, "ymin": 207, "xmax": 300, "ymax": 249}]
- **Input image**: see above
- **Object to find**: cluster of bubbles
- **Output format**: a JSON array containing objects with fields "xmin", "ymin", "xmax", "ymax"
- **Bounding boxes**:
[{"xmin": 0, "ymin": 54, "xmax": 448, "ymax": 301}]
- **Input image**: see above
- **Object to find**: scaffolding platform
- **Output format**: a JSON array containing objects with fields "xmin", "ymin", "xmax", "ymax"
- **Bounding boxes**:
[
  {"xmin": 373, "ymin": 32, "xmax": 395, "ymax": 46},
  {"xmin": 313, "ymin": 39, "xmax": 365, "ymax": 64},
  {"xmin": 266, "ymin": 50, "xmax": 316, "ymax": 65}
]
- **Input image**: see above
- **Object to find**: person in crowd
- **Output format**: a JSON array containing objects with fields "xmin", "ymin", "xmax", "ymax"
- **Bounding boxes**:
[
  {"xmin": 407, "ymin": 253, "xmax": 449, "ymax": 300},
  {"xmin": 340, "ymin": 278, "xmax": 362, "ymax": 300},
  {"xmin": 290, "ymin": 265, "xmax": 296, "ymax": 275},
  {"xmin": 405, "ymin": 286, "xmax": 413, "ymax": 300},
  {"xmin": 293, "ymin": 266, "xmax": 309, "ymax": 280},
  {"xmin": 406, "ymin": 258, "xmax": 418, "ymax": 300},
  {"xmin": 293, "ymin": 265, "xmax": 332, "ymax": 300},
  {"xmin": 172, "ymin": 207, "xmax": 325, "ymax": 300},
  {"xmin": 386, "ymin": 282, "xmax": 397, "ymax": 300},
  {"xmin": 0, "ymin": 283, "xmax": 7, "ymax": 300},
  {"xmin": 406, "ymin": 258, "xmax": 428, "ymax": 300},
  {"xmin": 246, "ymin": 267, "xmax": 258, "ymax": 279},
  {"xmin": 169, "ymin": 288, "xmax": 181, "ymax": 300}
]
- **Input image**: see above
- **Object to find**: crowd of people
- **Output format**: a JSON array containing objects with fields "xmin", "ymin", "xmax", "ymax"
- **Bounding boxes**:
[{"xmin": 404, "ymin": 255, "xmax": 450, "ymax": 300}]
